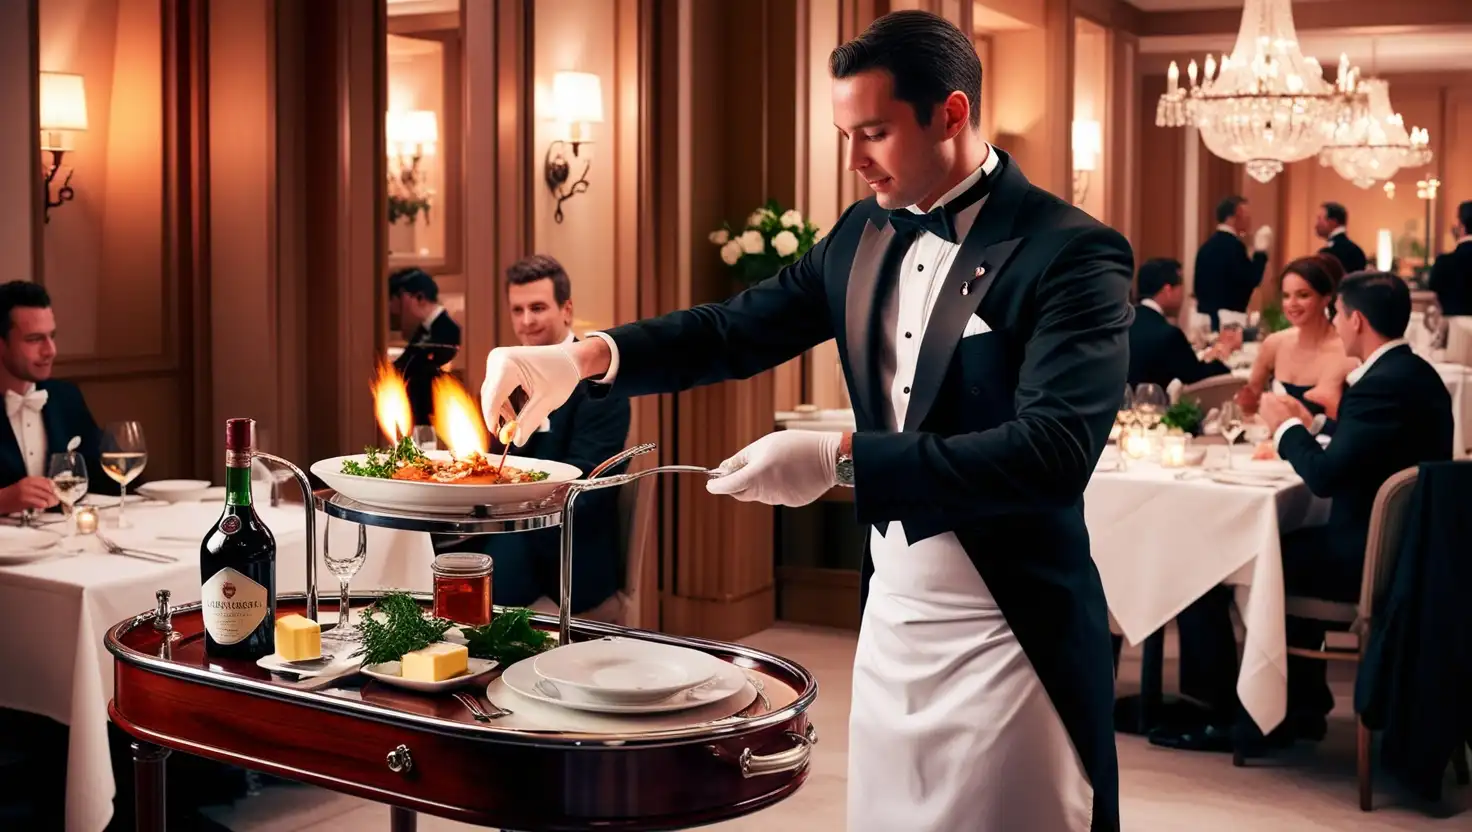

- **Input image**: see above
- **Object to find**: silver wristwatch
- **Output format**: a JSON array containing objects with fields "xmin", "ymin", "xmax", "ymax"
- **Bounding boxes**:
[{"xmin": 835, "ymin": 452, "xmax": 855, "ymax": 487}]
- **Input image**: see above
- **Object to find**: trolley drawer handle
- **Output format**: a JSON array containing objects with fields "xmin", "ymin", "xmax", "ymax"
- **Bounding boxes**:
[
  {"xmin": 736, "ymin": 723, "xmax": 817, "ymax": 779},
  {"xmin": 386, "ymin": 744, "xmax": 414, "ymax": 774}
]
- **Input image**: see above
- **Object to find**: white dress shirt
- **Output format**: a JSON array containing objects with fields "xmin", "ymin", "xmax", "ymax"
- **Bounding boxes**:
[
  {"xmin": 5, "ymin": 384, "xmax": 48, "ymax": 478},
  {"xmin": 1328, "ymin": 227, "xmax": 1346, "ymax": 240},
  {"xmin": 1272, "ymin": 339, "xmax": 1408, "ymax": 448}
]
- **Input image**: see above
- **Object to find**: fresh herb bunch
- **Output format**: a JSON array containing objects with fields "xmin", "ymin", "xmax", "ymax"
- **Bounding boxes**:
[
  {"xmin": 340, "ymin": 435, "xmax": 425, "ymax": 478},
  {"xmin": 1162, "ymin": 398, "xmax": 1205, "ymax": 435},
  {"xmin": 352, "ymin": 592, "xmax": 452, "ymax": 665},
  {"xmin": 351, "ymin": 591, "xmax": 554, "ymax": 666},
  {"xmin": 459, "ymin": 607, "xmax": 554, "ymax": 665}
]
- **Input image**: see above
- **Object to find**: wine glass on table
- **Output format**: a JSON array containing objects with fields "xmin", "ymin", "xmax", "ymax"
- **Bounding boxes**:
[
  {"xmin": 101, "ymin": 421, "xmax": 148, "ymax": 528},
  {"xmin": 47, "ymin": 452, "xmax": 88, "ymax": 536},
  {"xmin": 1218, "ymin": 401, "xmax": 1245, "ymax": 469},
  {"xmin": 1133, "ymin": 383, "xmax": 1168, "ymax": 430},
  {"xmin": 320, "ymin": 516, "xmax": 368, "ymax": 645}
]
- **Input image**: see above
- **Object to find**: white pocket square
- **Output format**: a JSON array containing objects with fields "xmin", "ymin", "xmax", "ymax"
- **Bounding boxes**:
[{"xmin": 962, "ymin": 313, "xmax": 991, "ymax": 338}]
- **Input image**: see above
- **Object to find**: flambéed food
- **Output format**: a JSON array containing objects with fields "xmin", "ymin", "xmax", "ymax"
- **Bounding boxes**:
[{"xmin": 339, "ymin": 435, "xmax": 549, "ymax": 484}]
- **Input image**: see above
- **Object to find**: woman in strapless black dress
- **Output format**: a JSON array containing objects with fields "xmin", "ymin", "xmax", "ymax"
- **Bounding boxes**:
[{"xmin": 1238, "ymin": 255, "xmax": 1352, "ymax": 438}]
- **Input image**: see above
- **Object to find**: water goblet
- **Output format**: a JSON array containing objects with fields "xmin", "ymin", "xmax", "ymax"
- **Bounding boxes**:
[
  {"xmin": 320, "ymin": 516, "xmax": 368, "ymax": 644},
  {"xmin": 47, "ymin": 452, "xmax": 89, "ymax": 535}
]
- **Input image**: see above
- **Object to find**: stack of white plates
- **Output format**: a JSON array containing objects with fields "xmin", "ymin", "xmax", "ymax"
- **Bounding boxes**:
[{"xmin": 500, "ymin": 637, "xmax": 749, "ymax": 714}]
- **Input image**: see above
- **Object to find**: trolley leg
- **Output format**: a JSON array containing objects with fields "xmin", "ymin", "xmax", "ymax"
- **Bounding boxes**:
[
  {"xmin": 390, "ymin": 806, "xmax": 418, "ymax": 832},
  {"xmin": 132, "ymin": 740, "xmax": 170, "ymax": 832}
]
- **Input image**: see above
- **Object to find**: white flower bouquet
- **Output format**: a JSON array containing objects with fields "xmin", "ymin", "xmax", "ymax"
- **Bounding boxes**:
[{"xmin": 709, "ymin": 200, "xmax": 822, "ymax": 284}]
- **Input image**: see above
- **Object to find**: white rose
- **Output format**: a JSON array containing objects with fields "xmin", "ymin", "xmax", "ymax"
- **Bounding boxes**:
[
  {"xmin": 709, "ymin": 229, "xmax": 729, "ymax": 245},
  {"xmin": 720, "ymin": 240, "xmax": 743, "ymax": 265},
  {"xmin": 780, "ymin": 209, "xmax": 803, "ymax": 228},
  {"xmin": 772, "ymin": 230, "xmax": 799, "ymax": 257},
  {"xmin": 747, "ymin": 209, "xmax": 772, "ymax": 228},
  {"xmin": 738, "ymin": 230, "xmax": 765, "ymax": 255}
]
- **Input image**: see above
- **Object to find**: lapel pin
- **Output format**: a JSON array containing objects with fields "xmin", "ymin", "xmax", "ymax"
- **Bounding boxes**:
[{"xmin": 975, "ymin": 266, "xmax": 986, "ymax": 277}]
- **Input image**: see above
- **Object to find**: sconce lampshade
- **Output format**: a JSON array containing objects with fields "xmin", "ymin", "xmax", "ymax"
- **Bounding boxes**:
[
  {"xmin": 550, "ymin": 71, "xmax": 604, "ymax": 125},
  {"xmin": 40, "ymin": 72, "xmax": 88, "ymax": 133},
  {"xmin": 1072, "ymin": 119, "xmax": 1102, "ymax": 172},
  {"xmin": 386, "ymin": 110, "xmax": 438, "ymax": 155}
]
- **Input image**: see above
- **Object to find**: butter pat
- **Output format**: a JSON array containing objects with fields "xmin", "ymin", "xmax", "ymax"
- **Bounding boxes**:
[
  {"xmin": 401, "ymin": 642, "xmax": 469, "ymax": 682},
  {"xmin": 275, "ymin": 614, "xmax": 321, "ymax": 661}
]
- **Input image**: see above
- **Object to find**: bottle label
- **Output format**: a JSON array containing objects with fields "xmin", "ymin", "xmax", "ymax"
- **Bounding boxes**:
[
  {"xmin": 202, "ymin": 567, "xmax": 268, "ymax": 645},
  {"xmin": 220, "ymin": 516, "xmax": 241, "ymax": 535}
]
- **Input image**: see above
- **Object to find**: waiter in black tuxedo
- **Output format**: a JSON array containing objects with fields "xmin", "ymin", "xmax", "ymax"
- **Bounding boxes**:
[
  {"xmin": 0, "ymin": 281, "xmax": 116, "ymax": 514},
  {"xmin": 1428, "ymin": 200, "xmax": 1472, "ymax": 316},
  {"xmin": 389, "ymin": 268, "xmax": 461, "ymax": 426},
  {"xmin": 1315, "ymin": 201, "xmax": 1368, "ymax": 274},
  {"xmin": 480, "ymin": 12, "xmax": 1128, "ymax": 831},
  {"xmin": 1193, "ymin": 195, "xmax": 1270, "ymax": 329},
  {"xmin": 1129, "ymin": 258, "xmax": 1238, "ymax": 389}
]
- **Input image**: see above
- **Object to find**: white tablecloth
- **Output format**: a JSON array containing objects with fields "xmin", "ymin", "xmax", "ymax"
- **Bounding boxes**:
[
  {"xmin": 1085, "ymin": 450, "xmax": 1329, "ymax": 733},
  {"xmin": 0, "ymin": 497, "xmax": 435, "ymax": 832}
]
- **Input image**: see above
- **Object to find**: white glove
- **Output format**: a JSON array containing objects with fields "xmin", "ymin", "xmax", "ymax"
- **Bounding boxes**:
[
  {"xmin": 706, "ymin": 431, "xmax": 843, "ymax": 507},
  {"xmin": 1253, "ymin": 225, "xmax": 1273, "ymax": 253},
  {"xmin": 479, "ymin": 345, "xmax": 583, "ymax": 446}
]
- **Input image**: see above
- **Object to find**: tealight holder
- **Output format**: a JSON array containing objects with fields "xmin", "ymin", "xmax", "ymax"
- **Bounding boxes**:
[
  {"xmin": 74, "ymin": 506, "xmax": 98, "ymax": 535},
  {"xmin": 1122, "ymin": 426, "xmax": 1152, "ymax": 459},
  {"xmin": 1160, "ymin": 434, "xmax": 1189, "ymax": 468}
]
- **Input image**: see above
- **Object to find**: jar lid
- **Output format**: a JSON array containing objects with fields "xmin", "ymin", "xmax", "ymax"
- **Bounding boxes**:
[{"xmin": 432, "ymin": 552, "xmax": 493, "ymax": 577}]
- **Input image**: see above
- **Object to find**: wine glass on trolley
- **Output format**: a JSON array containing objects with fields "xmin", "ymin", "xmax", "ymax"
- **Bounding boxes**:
[
  {"xmin": 101, "ymin": 421, "xmax": 148, "ymax": 528},
  {"xmin": 320, "ymin": 516, "xmax": 368, "ymax": 645}
]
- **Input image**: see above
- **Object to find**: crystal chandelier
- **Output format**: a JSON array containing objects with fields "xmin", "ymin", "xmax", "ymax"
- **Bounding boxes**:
[
  {"xmin": 1155, "ymin": 0, "xmax": 1365, "ymax": 184},
  {"xmin": 1318, "ymin": 78, "xmax": 1432, "ymax": 188}
]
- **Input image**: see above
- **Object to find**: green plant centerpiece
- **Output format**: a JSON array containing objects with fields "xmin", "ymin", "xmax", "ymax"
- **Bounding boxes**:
[
  {"xmin": 353, "ymin": 591, "xmax": 553, "ymax": 667},
  {"xmin": 710, "ymin": 200, "xmax": 822, "ymax": 285},
  {"xmin": 1161, "ymin": 397, "xmax": 1205, "ymax": 436},
  {"xmin": 1257, "ymin": 304, "xmax": 1290, "ymax": 335}
]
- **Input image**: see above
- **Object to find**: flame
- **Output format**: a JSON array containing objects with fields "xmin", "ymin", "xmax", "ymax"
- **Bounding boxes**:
[
  {"xmin": 430, "ymin": 375, "xmax": 489, "ymax": 459},
  {"xmin": 372, "ymin": 360, "xmax": 413, "ymax": 444}
]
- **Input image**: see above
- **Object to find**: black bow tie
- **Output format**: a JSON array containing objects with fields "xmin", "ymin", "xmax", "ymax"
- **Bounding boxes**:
[{"xmin": 887, "ymin": 168, "xmax": 993, "ymax": 244}]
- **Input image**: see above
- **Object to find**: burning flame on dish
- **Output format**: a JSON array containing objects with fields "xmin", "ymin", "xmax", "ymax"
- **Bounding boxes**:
[
  {"xmin": 372, "ymin": 360, "xmax": 413, "ymax": 445},
  {"xmin": 430, "ymin": 375, "xmax": 489, "ymax": 460}
]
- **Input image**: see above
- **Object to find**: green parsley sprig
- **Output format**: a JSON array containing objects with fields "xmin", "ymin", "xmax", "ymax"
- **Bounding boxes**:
[
  {"xmin": 458, "ymin": 607, "xmax": 553, "ymax": 665},
  {"xmin": 340, "ymin": 435, "xmax": 426, "ymax": 478},
  {"xmin": 350, "ymin": 591, "xmax": 554, "ymax": 667}
]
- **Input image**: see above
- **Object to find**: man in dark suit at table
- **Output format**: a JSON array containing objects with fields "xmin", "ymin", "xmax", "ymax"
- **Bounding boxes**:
[
  {"xmin": 1315, "ymin": 201, "xmax": 1368, "ymax": 275},
  {"xmin": 479, "ymin": 12, "xmax": 1133, "ymax": 829},
  {"xmin": 0, "ymin": 281, "xmax": 118, "ymax": 515},
  {"xmin": 1428, "ymin": 199, "xmax": 1472, "ymax": 316},
  {"xmin": 1129, "ymin": 258, "xmax": 1238, "ymax": 390},
  {"xmin": 389, "ymin": 268, "xmax": 461, "ymax": 427},
  {"xmin": 470, "ymin": 255, "xmax": 630, "ymax": 614},
  {"xmin": 1157, "ymin": 271, "xmax": 1453, "ymax": 754},
  {"xmin": 1193, "ymin": 195, "xmax": 1271, "ymax": 330}
]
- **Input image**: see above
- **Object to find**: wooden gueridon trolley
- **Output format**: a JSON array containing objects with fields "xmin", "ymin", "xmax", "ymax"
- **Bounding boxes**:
[{"xmin": 105, "ymin": 445, "xmax": 819, "ymax": 831}]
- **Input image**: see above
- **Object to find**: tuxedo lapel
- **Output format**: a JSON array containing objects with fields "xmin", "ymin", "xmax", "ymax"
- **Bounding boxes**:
[
  {"xmin": 845, "ymin": 216, "xmax": 911, "ymax": 431},
  {"xmin": 0, "ymin": 411, "xmax": 22, "ymax": 479},
  {"xmin": 39, "ymin": 381, "xmax": 69, "ymax": 459}
]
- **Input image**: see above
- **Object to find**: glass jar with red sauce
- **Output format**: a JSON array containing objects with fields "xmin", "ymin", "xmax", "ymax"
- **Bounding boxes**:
[{"xmin": 431, "ymin": 552, "xmax": 493, "ymax": 626}]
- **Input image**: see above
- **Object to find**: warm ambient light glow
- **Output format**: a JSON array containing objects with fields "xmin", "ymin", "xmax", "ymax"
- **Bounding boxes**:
[
  {"xmin": 39, "ymin": 71, "xmax": 87, "ymax": 150},
  {"xmin": 550, "ymin": 71, "xmax": 604, "ymax": 142},
  {"xmin": 430, "ymin": 376, "xmax": 489, "ymax": 459},
  {"xmin": 1377, "ymin": 228, "xmax": 1394, "ymax": 271},
  {"xmin": 386, "ymin": 110, "xmax": 438, "ymax": 157},
  {"xmin": 372, "ymin": 360, "xmax": 414, "ymax": 444},
  {"xmin": 1072, "ymin": 119, "xmax": 1101, "ymax": 172}
]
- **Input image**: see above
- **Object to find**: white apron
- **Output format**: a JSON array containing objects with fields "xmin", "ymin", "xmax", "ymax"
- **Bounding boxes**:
[{"xmin": 846, "ymin": 523, "xmax": 1094, "ymax": 832}]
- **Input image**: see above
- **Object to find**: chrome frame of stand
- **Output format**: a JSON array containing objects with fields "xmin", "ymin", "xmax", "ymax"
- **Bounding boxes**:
[{"xmin": 293, "ymin": 443, "xmax": 714, "ymax": 646}]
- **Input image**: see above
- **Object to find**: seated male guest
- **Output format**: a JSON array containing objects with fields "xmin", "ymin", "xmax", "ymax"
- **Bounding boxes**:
[
  {"xmin": 0, "ymin": 281, "xmax": 117, "ymax": 514},
  {"xmin": 389, "ymin": 268, "xmax": 461, "ymax": 426},
  {"xmin": 1315, "ymin": 201, "xmax": 1368, "ymax": 274},
  {"xmin": 1428, "ymin": 200, "xmax": 1472, "ymax": 316},
  {"xmin": 1158, "ymin": 271, "xmax": 1453, "ymax": 753},
  {"xmin": 474, "ymin": 256, "xmax": 630, "ymax": 613},
  {"xmin": 1129, "ymin": 258, "xmax": 1239, "ymax": 389}
]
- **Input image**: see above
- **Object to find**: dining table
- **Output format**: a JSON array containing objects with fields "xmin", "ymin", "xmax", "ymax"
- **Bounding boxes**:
[{"xmin": 0, "ymin": 490, "xmax": 436, "ymax": 832}]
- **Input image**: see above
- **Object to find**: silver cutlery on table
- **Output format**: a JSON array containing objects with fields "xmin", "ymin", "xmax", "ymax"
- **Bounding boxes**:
[
  {"xmin": 95, "ymin": 532, "xmax": 178, "ymax": 563},
  {"xmin": 453, "ymin": 691, "xmax": 513, "ymax": 721}
]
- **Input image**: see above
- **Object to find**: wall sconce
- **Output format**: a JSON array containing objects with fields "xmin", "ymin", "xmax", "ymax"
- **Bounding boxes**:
[
  {"xmin": 386, "ymin": 109, "xmax": 438, "ymax": 226},
  {"xmin": 1071, "ymin": 119, "xmax": 1101, "ymax": 206},
  {"xmin": 39, "ymin": 72, "xmax": 88, "ymax": 224},
  {"xmin": 544, "ymin": 71, "xmax": 604, "ymax": 224}
]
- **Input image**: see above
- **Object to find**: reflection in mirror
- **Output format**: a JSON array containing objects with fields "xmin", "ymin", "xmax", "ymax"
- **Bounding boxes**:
[{"xmin": 387, "ymin": 34, "xmax": 444, "ymax": 263}]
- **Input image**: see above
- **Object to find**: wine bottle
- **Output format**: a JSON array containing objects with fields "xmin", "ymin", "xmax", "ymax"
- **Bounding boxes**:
[{"xmin": 201, "ymin": 418, "xmax": 277, "ymax": 659}]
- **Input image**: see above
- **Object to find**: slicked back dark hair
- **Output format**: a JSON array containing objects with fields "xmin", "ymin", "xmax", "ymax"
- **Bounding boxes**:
[
  {"xmin": 1216, "ymin": 195, "xmax": 1247, "ymax": 224},
  {"xmin": 0, "ymin": 280, "xmax": 51, "ymax": 340},
  {"xmin": 1338, "ymin": 271, "xmax": 1411, "ymax": 339},
  {"xmin": 829, "ymin": 10, "xmax": 982, "ymax": 129}
]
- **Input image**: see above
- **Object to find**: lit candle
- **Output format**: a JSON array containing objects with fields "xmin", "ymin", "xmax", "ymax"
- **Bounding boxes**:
[
  {"xmin": 1160, "ymin": 435, "xmax": 1188, "ymax": 468},
  {"xmin": 1168, "ymin": 62, "xmax": 1179, "ymax": 94},
  {"xmin": 74, "ymin": 506, "xmax": 98, "ymax": 535},
  {"xmin": 1123, "ymin": 427, "xmax": 1152, "ymax": 459}
]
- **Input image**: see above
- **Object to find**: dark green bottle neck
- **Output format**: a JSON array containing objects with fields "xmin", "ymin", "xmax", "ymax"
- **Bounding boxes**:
[{"xmin": 225, "ymin": 464, "xmax": 253, "ymax": 507}]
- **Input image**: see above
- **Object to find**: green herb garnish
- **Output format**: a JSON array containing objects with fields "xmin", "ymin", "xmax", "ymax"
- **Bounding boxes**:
[
  {"xmin": 1161, "ymin": 398, "xmax": 1205, "ymax": 434},
  {"xmin": 340, "ymin": 435, "xmax": 426, "ymax": 478},
  {"xmin": 459, "ymin": 607, "xmax": 554, "ymax": 665},
  {"xmin": 350, "ymin": 591, "xmax": 554, "ymax": 667}
]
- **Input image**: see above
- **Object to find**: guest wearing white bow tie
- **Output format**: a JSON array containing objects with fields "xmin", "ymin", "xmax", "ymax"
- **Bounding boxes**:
[{"xmin": 0, "ymin": 281, "xmax": 113, "ymax": 515}]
